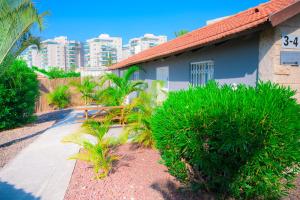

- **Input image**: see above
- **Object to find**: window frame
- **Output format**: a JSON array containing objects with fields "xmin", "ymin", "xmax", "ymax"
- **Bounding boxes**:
[{"xmin": 190, "ymin": 60, "xmax": 214, "ymax": 87}]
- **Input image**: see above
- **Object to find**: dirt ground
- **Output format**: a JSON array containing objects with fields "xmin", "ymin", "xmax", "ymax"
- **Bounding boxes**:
[
  {"xmin": 65, "ymin": 143, "xmax": 300, "ymax": 200},
  {"xmin": 64, "ymin": 144, "xmax": 214, "ymax": 200}
]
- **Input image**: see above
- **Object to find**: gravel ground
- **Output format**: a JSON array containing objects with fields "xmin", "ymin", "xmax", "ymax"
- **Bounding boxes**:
[
  {"xmin": 65, "ymin": 143, "xmax": 300, "ymax": 200},
  {"xmin": 64, "ymin": 144, "xmax": 213, "ymax": 200},
  {"xmin": 284, "ymin": 176, "xmax": 300, "ymax": 200},
  {"xmin": 0, "ymin": 109, "xmax": 72, "ymax": 168}
]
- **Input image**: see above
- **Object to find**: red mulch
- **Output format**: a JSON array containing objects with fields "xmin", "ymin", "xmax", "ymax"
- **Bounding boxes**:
[
  {"xmin": 64, "ymin": 144, "xmax": 300, "ymax": 200},
  {"xmin": 64, "ymin": 144, "xmax": 213, "ymax": 200},
  {"xmin": 285, "ymin": 176, "xmax": 300, "ymax": 200}
]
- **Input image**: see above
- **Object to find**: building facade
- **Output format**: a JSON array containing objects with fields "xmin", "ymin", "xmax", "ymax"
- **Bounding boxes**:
[
  {"xmin": 122, "ymin": 34, "xmax": 167, "ymax": 60},
  {"xmin": 84, "ymin": 34, "xmax": 122, "ymax": 69},
  {"xmin": 111, "ymin": 0, "xmax": 300, "ymax": 102},
  {"xmin": 24, "ymin": 36, "xmax": 82, "ymax": 71},
  {"xmin": 23, "ymin": 45, "xmax": 42, "ymax": 68}
]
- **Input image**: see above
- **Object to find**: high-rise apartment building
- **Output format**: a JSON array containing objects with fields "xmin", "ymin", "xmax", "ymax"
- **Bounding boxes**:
[
  {"xmin": 84, "ymin": 34, "xmax": 122, "ymax": 69},
  {"xmin": 23, "ymin": 34, "xmax": 167, "ymax": 71},
  {"xmin": 122, "ymin": 34, "xmax": 167, "ymax": 60},
  {"xmin": 23, "ymin": 45, "xmax": 42, "ymax": 68},
  {"xmin": 24, "ymin": 36, "xmax": 82, "ymax": 71}
]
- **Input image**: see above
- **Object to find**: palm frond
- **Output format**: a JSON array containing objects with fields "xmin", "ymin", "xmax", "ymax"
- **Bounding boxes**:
[
  {"xmin": 68, "ymin": 152, "xmax": 91, "ymax": 162},
  {"xmin": 103, "ymin": 73, "xmax": 123, "ymax": 88},
  {"xmin": 13, "ymin": 33, "xmax": 41, "ymax": 57},
  {"xmin": 61, "ymin": 130, "xmax": 90, "ymax": 146},
  {"xmin": 0, "ymin": 0, "xmax": 48, "ymax": 64},
  {"xmin": 124, "ymin": 80, "xmax": 166, "ymax": 148},
  {"xmin": 123, "ymin": 65, "xmax": 139, "ymax": 82}
]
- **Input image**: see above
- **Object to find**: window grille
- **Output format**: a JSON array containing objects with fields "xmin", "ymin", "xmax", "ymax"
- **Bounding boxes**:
[{"xmin": 190, "ymin": 61, "xmax": 214, "ymax": 86}]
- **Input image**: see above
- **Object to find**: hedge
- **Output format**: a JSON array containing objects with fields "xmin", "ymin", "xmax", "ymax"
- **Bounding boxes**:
[
  {"xmin": 32, "ymin": 66, "xmax": 80, "ymax": 79},
  {"xmin": 151, "ymin": 81, "xmax": 300, "ymax": 199},
  {"xmin": 0, "ymin": 60, "xmax": 39, "ymax": 130}
]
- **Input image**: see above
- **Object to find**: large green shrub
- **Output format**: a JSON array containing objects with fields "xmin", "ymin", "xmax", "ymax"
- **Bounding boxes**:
[
  {"xmin": 0, "ymin": 59, "xmax": 39, "ymax": 130},
  {"xmin": 47, "ymin": 85, "xmax": 70, "ymax": 109},
  {"xmin": 151, "ymin": 81, "xmax": 300, "ymax": 199}
]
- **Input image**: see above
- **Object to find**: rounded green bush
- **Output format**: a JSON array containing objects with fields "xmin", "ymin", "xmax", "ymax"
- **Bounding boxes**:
[
  {"xmin": 0, "ymin": 59, "xmax": 39, "ymax": 130},
  {"xmin": 151, "ymin": 81, "xmax": 300, "ymax": 199}
]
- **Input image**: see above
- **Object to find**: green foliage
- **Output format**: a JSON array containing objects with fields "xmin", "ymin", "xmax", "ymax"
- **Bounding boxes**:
[
  {"xmin": 98, "ymin": 66, "xmax": 147, "ymax": 106},
  {"xmin": 0, "ymin": 59, "xmax": 39, "ymax": 130},
  {"xmin": 151, "ymin": 81, "xmax": 300, "ymax": 199},
  {"xmin": 47, "ymin": 85, "xmax": 70, "ymax": 109},
  {"xmin": 0, "ymin": 0, "xmax": 48, "ymax": 64},
  {"xmin": 124, "ymin": 81, "xmax": 167, "ymax": 148},
  {"xmin": 174, "ymin": 30, "xmax": 189, "ymax": 37},
  {"xmin": 62, "ymin": 118, "xmax": 119, "ymax": 179},
  {"xmin": 32, "ymin": 66, "xmax": 80, "ymax": 79},
  {"xmin": 71, "ymin": 77, "xmax": 97, "ymax": 105}
]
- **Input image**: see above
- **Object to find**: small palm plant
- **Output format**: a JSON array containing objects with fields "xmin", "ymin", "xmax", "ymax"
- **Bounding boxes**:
[
  {"xmin": 62, "ymin": 118, "xmax": 119, "ymax": 179},
  {"xmin": 124, "ymin": 81, "xmax": 167, "ymax": 148},
  {"xmin": 47, "ymin": 85, "xmax": 70, "ymax": 109},
  {"xmin": 71, "ymin": 77, "xmax": 97, "ymax": 105},
  {"xmin": 98, "ymin": 66, "xmax": 147, "ymax": 106}
]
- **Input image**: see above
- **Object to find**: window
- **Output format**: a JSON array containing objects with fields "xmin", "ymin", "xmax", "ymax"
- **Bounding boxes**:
[{"xmin": 190, "ymin": 61, "xmax": 214, "ymax": 86}]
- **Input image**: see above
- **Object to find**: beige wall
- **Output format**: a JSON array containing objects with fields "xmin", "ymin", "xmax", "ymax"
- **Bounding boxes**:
[{"xmin": 259, "ymin": 14, "xmax": 300, "ymax": 102}]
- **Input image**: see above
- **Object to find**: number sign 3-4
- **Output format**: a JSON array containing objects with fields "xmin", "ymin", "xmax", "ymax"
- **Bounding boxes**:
[{"xmin": 282, "ymin": 35, "xmax": 299, "ymax": 49}]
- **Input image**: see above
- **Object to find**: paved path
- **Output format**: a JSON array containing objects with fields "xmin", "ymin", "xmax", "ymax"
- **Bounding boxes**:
[{"xmin": 0, "ymin": 111, "xmax": 83, "ymax": 200}]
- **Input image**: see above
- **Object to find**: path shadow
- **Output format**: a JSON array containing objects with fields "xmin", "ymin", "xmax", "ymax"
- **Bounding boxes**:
[
  {"xmin": 50, "ymin": 110, "xmax": 83, "ymax": 128},
  {"xmin": 0, "ymin": 109, "xmax": 75, "ymax": 149},
  {"xmin": 151, "ymin": 180, "xmax": 215, "ymax": 200},
  {"xmin": 36, "ymin": 109, "xmax": 73, "ymax": 124},
  {"xmin": 0, "ymin": 181, "xmax": 40, "ymax": 200}
]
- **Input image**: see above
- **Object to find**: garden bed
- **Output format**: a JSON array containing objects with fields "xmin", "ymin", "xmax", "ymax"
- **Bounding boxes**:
[
  {"xmin": 285, "ymin": 177, "xmax": 300, "ymax": 200},
  {"xmin": 64, "ymin": 144, "xmax": 211, "ymax": 200},
  {"xmin": 65, "ymin": 144, "xmax": 300, "ymax": 200}
]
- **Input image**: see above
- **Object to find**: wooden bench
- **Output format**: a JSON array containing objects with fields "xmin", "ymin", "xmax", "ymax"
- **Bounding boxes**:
[{"xmin": 76, "ymin": 105, "xmax": 126, "ymax": 126}]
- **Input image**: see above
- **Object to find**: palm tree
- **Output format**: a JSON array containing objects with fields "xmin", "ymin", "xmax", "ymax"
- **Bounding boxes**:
[
  {"xmin": 99, "ymin": 66, "xmax": 147, "ymax": 106},
  {"xmin": 123, "ymin": 81, "xmax": 167, "ymax": 148},
  {"xmin": 0, "ymin": 0, "xmax": 48, "ymax": 64},
  {"xmin": 62, "ymin": 119, "xmax": 119, "ymax": 179},
  {"xmin": 71, "ymin": 77, "xmax": 97, "ymax": 105},
  {"xmin": 174, "ymin": 29, "xmax": 189, "ymax": 37}
]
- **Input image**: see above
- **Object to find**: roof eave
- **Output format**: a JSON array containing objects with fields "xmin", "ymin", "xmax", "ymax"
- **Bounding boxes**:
[
  {"xmin": 110, "ymin": 23, "xmax": 269, "ymax": 70},
  {"xmin": 269, "ymin": 0, "xmax": 300, "ymax": 27}
]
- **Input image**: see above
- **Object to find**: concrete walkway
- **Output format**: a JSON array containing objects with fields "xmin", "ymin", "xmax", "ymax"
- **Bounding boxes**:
[{"xmin": 0, "ymin": 111, "xmax": 83, "ymax": 200}]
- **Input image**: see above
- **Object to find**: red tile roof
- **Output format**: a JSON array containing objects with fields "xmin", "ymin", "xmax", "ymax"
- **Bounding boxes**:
[{"xmin": 110, "ymin": 0, "xmax": 298, "ymax": 70}]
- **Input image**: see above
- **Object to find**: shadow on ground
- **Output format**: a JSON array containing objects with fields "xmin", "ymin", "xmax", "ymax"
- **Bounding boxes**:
[
  {"xmin": 0, "ymin": 129, "xmax": 48, "ymax": 149},
  {"xmin": 151, "ymin": 180, "xmax": 215, "ymax": 200},
  {"xmin": 0, "ymin": 109, "xmax": 74, "ymax": 149},
  {"xmin": 0, "ymin": 181, "xmax": 40, "ymax": 200},
  {"xmin": 36, "ymin": 109, "xmax": 73, "ymax": 124}
]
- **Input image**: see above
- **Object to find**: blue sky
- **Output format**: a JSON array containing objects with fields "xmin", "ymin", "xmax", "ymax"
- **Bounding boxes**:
[{"xmin": 34, "ymin": 0, "xmax": 267, "ymax": 43}]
